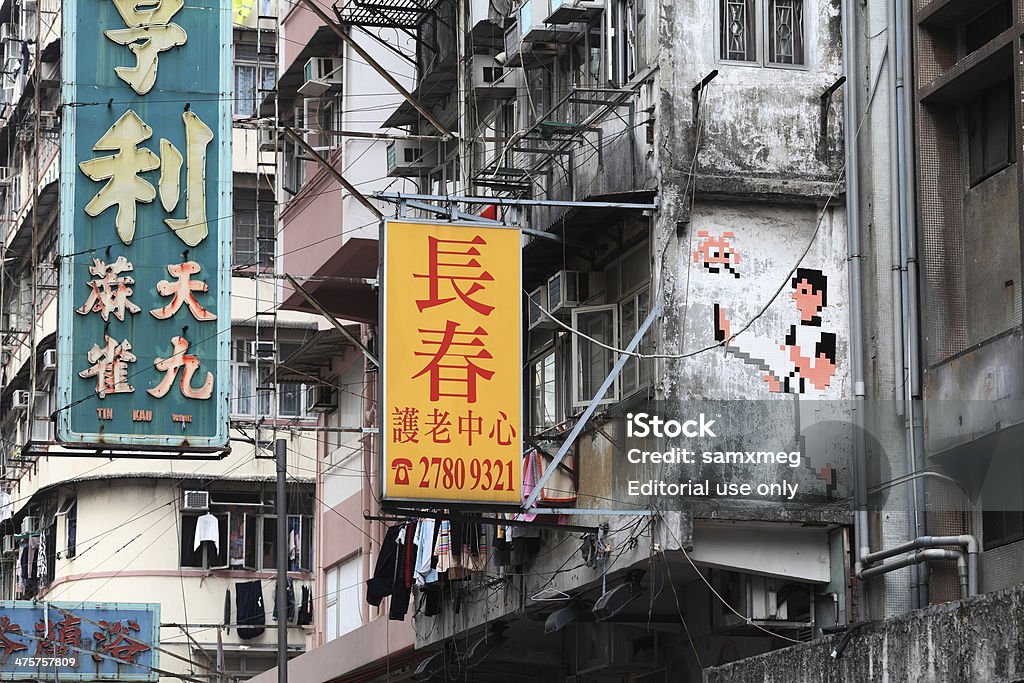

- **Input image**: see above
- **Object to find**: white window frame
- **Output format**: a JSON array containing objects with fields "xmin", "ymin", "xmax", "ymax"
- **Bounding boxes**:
[
  {"xmin": 571, "ymin": 304, "xmax": 619, "ymax": 408},
  {"xmin": 234, "ymin": 41, "xmax": 276, "ymax": 118},
  {"xmin": 529, "ymin": 349, "xmax": 559, "ymax": 434},
  {"xmin": 325, "ymin": 555, "xmax": 363, "ymax": 641},
  {"xmin": 717, "ymin": 0, "xmax": 808, "ymax": 70}
]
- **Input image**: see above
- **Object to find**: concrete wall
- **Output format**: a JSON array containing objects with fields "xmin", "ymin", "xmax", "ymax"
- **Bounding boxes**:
[{"xmin": 705, "ymin": 583, "xmax": 1024, "ymax": 683}]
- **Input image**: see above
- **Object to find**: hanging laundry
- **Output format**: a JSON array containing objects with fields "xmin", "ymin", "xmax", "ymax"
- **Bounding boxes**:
[
  {"xmin": 297, "ymin": 585, "xmax": 312, "ymax": 626},
  {"xmin": 236, "ymin": 580, "xmax": 266, "ymax": 639},
  {"xmin": 36, "ymin": 532, "xmax": 47, "ymax": 584},
  {"xmin": 194, "ymin": 512, "xmax": 219, "ymax": 552},
  {"xmin": 365, "ymin": 524, "xmax": 402, "ymax": 607},
  {"xmin": 273, "ymin": 577, "xmax": 295, "ymax": 622},
  {"xmin": 224, "ymin": 590, "xmax": 231, "ymax": 635},
  {"xmin": 413, "ymin": 518, "xmax": 438, "ymax": 586},
  {"xmin": 389, "ymin": 521, "xmax": 416, "ymax": 620}
]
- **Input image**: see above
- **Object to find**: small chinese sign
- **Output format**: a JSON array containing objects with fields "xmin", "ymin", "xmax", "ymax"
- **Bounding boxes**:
[
  {"xmin": 57, "ymin": 0, "xmax": 231, "ymax": 448},
  {"xmin": 383, "ymin": 220, "xmax": 522, "ymax": 505},
  {"xmin": 0, "ymin": 601, "xmax": 159, "ymax": 681}
]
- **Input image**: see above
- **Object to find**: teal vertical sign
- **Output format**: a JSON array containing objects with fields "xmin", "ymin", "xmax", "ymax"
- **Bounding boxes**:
[{"xmin": 57, "ymin": 0, "xmax": 231, "ymax": 449}]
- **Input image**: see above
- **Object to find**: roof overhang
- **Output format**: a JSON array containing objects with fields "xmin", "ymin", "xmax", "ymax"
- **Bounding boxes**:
[{"xmin": 281, "ymin": 237, "xmax": 379, "ymax": 323}]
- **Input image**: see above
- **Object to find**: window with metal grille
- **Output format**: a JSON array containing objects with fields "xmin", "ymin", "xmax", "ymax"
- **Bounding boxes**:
[{"xmin": 720, "ymin": 0, "xmax": 805, "ymax": 67}]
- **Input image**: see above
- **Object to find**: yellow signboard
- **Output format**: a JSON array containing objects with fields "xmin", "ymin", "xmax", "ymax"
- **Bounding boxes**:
[{"xmin": 383, "ymin": 220, "xmax": 522, "ymax": 505}]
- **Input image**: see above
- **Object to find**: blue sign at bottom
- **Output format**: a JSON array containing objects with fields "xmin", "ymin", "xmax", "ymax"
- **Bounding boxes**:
[{"xmin": 0, "ymin": 602, "xmax": 159, "ymax": 681}]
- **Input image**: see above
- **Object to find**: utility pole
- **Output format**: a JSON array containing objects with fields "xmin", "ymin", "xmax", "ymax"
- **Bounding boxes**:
[{"xmin": 275, "ymin": 438, "xmax": 288, "ymax": 682}]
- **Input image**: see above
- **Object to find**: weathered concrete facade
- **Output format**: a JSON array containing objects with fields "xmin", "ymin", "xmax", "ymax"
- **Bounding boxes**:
[{"xmin": 706, "ymin": 584, "xmax": 1024, "ymax": 682}]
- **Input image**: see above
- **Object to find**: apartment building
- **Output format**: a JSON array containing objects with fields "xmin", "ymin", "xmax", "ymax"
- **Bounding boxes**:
[{"xmin": 0, "ymin": 1, "xmax": 323, "ymax": 680}]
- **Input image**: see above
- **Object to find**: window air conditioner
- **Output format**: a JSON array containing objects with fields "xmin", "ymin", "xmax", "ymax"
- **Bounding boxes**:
[
  {"xmin": 386, "ymin": 139, "xmax": 438, "ymax": 177},
  {"xmin": 11, "ymin": 389, "xmax": 29, "ymax": 410},
  {"xmin": 473, "ymin": 55, "xmax": 515, "ymax": 99},
  {"xmin": 39, "ymin": 111, "xmax": 58, "ymax": 132},
  {"xmin": 527, "ymin": 285, "xmax": 555, "ymax": 330},
  {"xmin": 182, "ymin": 490, "xmax": 210, "ymax": 511},
  {"xmin": 41, "ymin": 348, "xmax": 56, "ymax": 372},
  {"xmin": 20, "ymin": 516, "xmax": 37, "ymax": 534},
  {"xmin": 306, "ymin": 384, "xmax": 337, "ymax": 413},
  {"xmin": 249, "ymin": 340, "xmax": 275, "ymax": 361},
  {"xmin": 546, "ymin": 0, "xmax": 604, "ymax": 25},
  {"xmin": 1, "ymin": 535, "xmax": 15, "ymax": 555},
  {"xmin": 298, "ymin": 57, "xmax": 342, "ymax": 97},
  {"xmin": 547, "ymin": 270, "xmax": 604, "ymax": 318}
]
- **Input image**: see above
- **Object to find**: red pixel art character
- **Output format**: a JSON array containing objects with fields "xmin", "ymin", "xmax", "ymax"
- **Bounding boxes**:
[
  {"xmin": 414, "ymin": 235, "xmax": 495, "ymax": 315},
  {"xmin": 693, "ymin": 230, "xmax": 741, "ymax": 278},
  {"xmin": 150, "ymin": 261, "xmax": 217, "ymax": 321},
  {"xmin": 92, "ymin": 619, "xmax": 150, "ymax": 664},
  {"xmin": 147, "ymin": 335, "xmax": 214, "ymax": 400},
  {"xmin": 413, "ymin": 321, "xmax": 495, "ymax": 403},
  {"xmin": 0, "ymin": 616, "xmax": 28, "ymax": 665},
  {"xmin": 34, "ymin": 613, "xmax": 82, "ymax": 658}
]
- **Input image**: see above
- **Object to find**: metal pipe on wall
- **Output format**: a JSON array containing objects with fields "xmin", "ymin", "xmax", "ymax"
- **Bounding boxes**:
[
  {"xmin": 859, "ymin": 548, "xmax": 969, "ymax": 599},
  {"xmin": 861, "ymin": 534, "xmax": 979, "ymax": 597},
  {"xmin": 841, "ymin": 0, "xmax": 871, "ymax": 607}
]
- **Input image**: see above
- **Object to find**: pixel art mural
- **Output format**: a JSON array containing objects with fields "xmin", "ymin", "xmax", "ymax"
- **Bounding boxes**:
[{"xmin": 714, "ymin": 268, "xmax": 838, "ymax": 394}]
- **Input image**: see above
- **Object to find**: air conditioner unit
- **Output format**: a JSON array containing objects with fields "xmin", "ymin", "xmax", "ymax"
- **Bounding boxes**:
[
  {"xmin": 527, "ymin": 285, "xmax": 556, "ymax": 330},
  {"xmin": 298, "ymin": 57, "xmax": 341, "ymax": 97},
  {"xmin": 257, "ymin": 126, "xmax": 279, "ymax": 152},
  {"xmin": 20, "ymin": 516, "xmax": 37, "ymax": 534},
  {"xmin": 39, "ymin": 110, "xmax": 58, "ymax": 132},
  {"xmin": 711, "ymin": 573, "xmax": 811, "ymax": 631},
  {"xmin": 249, "ymin": 340, "xmax": 275, "ymax": 361},
  {"xmin": 473, "ymin": 55, "xmax": 515, "ymax": 99},
  {"xmin": 574, "ymin": 623, "xmax": 658, "ymax": 675},
  {"xmin": 182, "ymin": 490, "xmax": 210, "ymax": 511},
  {"xmin": 41, "ymin": 348, "xmax": 56, "ymax": 372},
  {"xmin": 11, "ymin": 389, "xmax": 29, "ymax": 410},
  {"xmin": 518, "ymin": 0, "xmax": 579, "ymax": 44},
  {"xmin": 546, "ymin": 0, "xmax": 604, "ymax": 24},
  {"xmin": 547, "ymin": 270, "xmax": 603, "ymax": 317},
  {"xmin": 1, "ymin": 535, "xmax": 15, "ymax": 556},
  {"xmin": 386, "ymin": 139, "xmax": 438, "ymax": 177},
  {"xmin": 306, "ymin": 384, "xmax": 336, "ymax": 413}
]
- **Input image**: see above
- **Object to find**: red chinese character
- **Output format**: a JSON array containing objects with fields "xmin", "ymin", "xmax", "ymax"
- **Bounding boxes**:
[
  {"xmin": 488, "ymin": 411, "xmax": 517, "ymax": 446},
  {"xmin": 75, "ymin": 256, "xmax": 141, "ymax": 322},
  {"xmin": 414, "ymin": 235, "xmax": 495, "ymax": 315},
  {"xmin": 458, "ymin": 409, "xmax": 483, "ymax": 446},
  {"xmin": 147, "ymin": 335, "xmax": 214, "ymax": 400},
  {"xmin": 0, "ymin": 616, "xmax": 28, "ymax": 665},
  {"xmin": 391, "ymin": 407, "xmax": 420, "ymax": 444},
  {"xmin": 150, "ymin": 261, "xmax": 217, "ymax": 321},
  {"xmin": 34, "ymin": 614, "xmax": 82, "ymax": 658},
  {"xmin": 79, "ymin": 336, "xmax": 137, "ymax": 398},
  {"xmin": 413, "ymin": 322, "xmax": 494, "ymax": 403},
  {"xmin": 93, "ymin": 619, "xmax": 150, "ymax": 664},
  {"xmin": 425, "ymin": 409, "xmax": 452, "ymax": 444}
]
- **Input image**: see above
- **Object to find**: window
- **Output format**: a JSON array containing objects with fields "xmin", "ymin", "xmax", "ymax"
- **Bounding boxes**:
[
  {"xmin": 230, "ymin": 336, "xmax": 311, "ymax": 418},
  {"xmin": 530, "ymin": 351, "xmax": 557, "ymax": 434},
  {"xmin": 968, "ymin": 79, "xmax": 1014, "ymax": 186},
  {"xmin": 325, "ymin": 556, "xmax": 363, "ymax": 641},
  {"xmin": 57, "ymin": 498, "xmax": 76, "ymax": 560},
  {"xmin": 571, "ymin": 305, "xmax": 618, "ymax": 407},
  {"xmin": 179, "ymin": 490, "xmax": 312, "ymax": 571},
  {"xmin": 232, "ymin": 204, "xmax": 275, "ymax": 268},
  {"xmin": 234, "ymin": 42, "xmax": 276, "ymax": 118},
  {"xmin": 720, "ymin": 0, "xmax": 805, "ymax": 67}
]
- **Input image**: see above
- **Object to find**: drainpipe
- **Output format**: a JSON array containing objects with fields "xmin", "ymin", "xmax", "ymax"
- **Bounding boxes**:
[
  {"xmin": 861, "ymin": 534, "xmax": 978, "ymax": 597},
  {"xmin": 894, "ymin": 0, "xmax": 930, "ymax": 609},
  {"xmin": 841, "ymin": 0, "xmax": 871, "ymax": 601},
  {"xmin": 860, "ymin": 549, "xmax": 968, "ymax": 599},
  {"xmin": 888, "ymin": 0, "xmax": 921, "ymax": 610}
]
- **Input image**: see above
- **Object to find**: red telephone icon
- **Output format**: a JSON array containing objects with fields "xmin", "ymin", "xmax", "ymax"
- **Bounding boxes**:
[{"xmin": 392, "ymin": 458, "xmax": 413, "ymax": 486}]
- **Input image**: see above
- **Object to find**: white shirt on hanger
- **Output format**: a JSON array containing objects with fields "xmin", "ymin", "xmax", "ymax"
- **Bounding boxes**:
[{"xmin": 194, "ymin": 513, "xmax": 220, "ymax": 552}]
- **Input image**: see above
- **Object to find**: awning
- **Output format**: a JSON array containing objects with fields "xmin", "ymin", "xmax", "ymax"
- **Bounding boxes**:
[
  {"xmin": 281, "ymin": 237, "xmax": 379, "ymax": 323},
  {"xmin": 275, "ymin": 328, "xmax": 358, "ymax": 383},
  {"xmin": 381, "ymin": 67, "xmax": 457, "ymax": 129}
]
